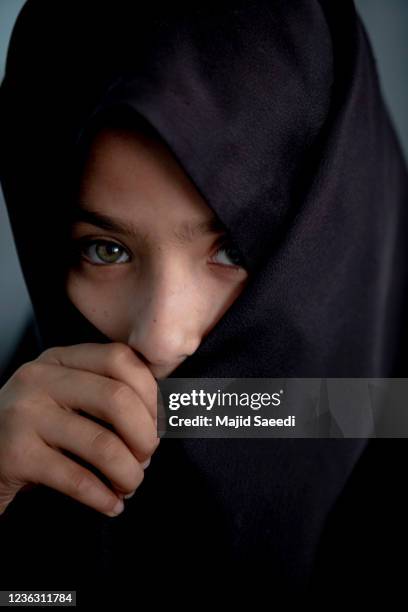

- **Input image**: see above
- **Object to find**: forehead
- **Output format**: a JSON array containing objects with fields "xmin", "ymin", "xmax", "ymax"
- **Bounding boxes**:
[
  {"xmin": 73, "ymin": 126, "xmax": 227, "ymax": 241},
  {"xmin": 79, "ymin": 125, "xmax": 211, "ymax": 217}
]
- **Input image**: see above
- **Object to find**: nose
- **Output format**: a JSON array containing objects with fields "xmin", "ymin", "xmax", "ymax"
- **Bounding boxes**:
[{"xmin": 127, "ymin": 263, "xmax": 202, "ymax": 368}]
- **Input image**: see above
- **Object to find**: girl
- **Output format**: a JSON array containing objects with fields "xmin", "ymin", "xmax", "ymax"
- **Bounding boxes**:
[{"xmin": 0, "ymin": 0, "xmax": 407, "ymax": 604}]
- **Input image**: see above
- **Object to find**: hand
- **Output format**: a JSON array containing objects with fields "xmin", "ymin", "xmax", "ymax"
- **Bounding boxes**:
[{"xmin": 0, "ymin": 342, "xmax": 160, "ymax": 518}]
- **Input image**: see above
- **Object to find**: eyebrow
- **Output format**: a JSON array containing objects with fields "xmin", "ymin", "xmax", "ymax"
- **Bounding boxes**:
[{"xmin": 71, "ymin": 206, "xmax": 227, "ymax": 244}]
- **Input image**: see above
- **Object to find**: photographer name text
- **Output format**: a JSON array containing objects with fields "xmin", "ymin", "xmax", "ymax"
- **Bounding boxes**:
[{"xmin": 168, "ymin": 414, "xmax": 295, "ymax": 428}]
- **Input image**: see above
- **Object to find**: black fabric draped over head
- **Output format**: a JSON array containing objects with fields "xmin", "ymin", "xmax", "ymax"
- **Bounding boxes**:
[{"xmin": 1, "ymin": 0, "xmax": 408, "ymax": 601}]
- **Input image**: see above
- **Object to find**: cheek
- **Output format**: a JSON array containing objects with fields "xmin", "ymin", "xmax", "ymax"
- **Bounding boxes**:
[
  {"xmin": 64, "ymin": 270, "xmax": 130, "ymax": 337},
  {"xmin": 198, "ymin": 276, "xmax": 248, "ymax": 332},
  {"xmin": 64, "ymin": 267, "xmax": 248, "ymax": 341}
]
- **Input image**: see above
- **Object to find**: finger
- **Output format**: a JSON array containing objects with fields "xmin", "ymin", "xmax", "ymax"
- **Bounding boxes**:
[
  {"xmin": 31, "ymin": 441, "xmax": 127, "ymax": 518},
  {"xmin": 38, "ymin": 404, "xmax": 144, "ymax": 494},
  {"xmin": 37, "ymin": 342, "xmax": 158, "ymax": 422},
  {"xmin": 30, "ymin": 361, "xmax": 159, "ymax": 463}
]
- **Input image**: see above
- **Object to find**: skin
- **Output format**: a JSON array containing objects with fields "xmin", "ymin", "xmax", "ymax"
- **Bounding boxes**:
[
  {"xmin": 65, "ymin": 125, "xmax": 250, "ymax": 380},
  {"xmin": 0, "ymin": 124, "xmax": 250, "ymax": 521}
]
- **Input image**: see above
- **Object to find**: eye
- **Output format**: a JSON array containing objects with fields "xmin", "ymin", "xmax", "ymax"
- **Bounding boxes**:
[
  {"xmin": 210, "ymin": 239, "xmax": 246, "ymax": 269},
  {"xmin": 76, "ymin": 239, "xmax": 131, "ymax": 265}
]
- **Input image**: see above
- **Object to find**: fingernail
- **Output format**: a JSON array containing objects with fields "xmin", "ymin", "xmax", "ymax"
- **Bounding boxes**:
[
  {"xmin": 105, "ymin": 498, "xmax": 124, "ymax": 517},
  {"xmin": 124, "ymin": 490, "xmax": 136, "ymax": 499},
  {"xmin": 142, "ymin": 458, "xmax": 151, "ymax": 469}
]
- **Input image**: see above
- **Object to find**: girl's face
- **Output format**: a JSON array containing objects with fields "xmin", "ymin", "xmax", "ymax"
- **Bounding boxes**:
[{"xmin": 65, "ymin": 126, "xmax": 249, "ymax": 380}]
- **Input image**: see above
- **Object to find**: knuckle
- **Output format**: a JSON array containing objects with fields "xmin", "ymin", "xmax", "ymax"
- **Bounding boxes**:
[
  {"xmin": 109, "ymin": 343, "xmax": 135, "ymax": 369},
  {"xmin": 106, "ymin": 380, "xmax": 133, "ymax": 409},
  {"xmin": 90, "ymin": 430, "xmax": 121, "ymax": 463},
  {"xmin": 137, "ymin": 432, "xmax": 159, "ymax": 461},
  {"xmin": 37, "ymin": 347, "xmax": 60, "ymax": 364},
  {"xmin": 115, "ymin": 456, "xmax": 143, "ymax": 495},
  {"xmin": 68, "ymin": 468, "xmax": 95, "ymax": 496},
  {"xmin": 13, "ymin": 361, "xmax": 46, "ymax": 385}
]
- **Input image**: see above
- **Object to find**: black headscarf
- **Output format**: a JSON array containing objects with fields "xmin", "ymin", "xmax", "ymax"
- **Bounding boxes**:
[{"xmin": 1, "ymin": 0, "xmax": 408, "ymax": 602}]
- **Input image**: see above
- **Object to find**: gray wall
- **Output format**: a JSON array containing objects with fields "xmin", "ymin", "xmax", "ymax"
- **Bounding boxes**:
[
  {"xmin": 0, "ymin": 0, "xmax": 31, "ymax": 374},
  {"xmin": 356, "ymin": 0, "xmax": 408, "ymax": 164},
  {"xmin": 0, "ymin": 0, "xmax": 407, "ymax": 374}
]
